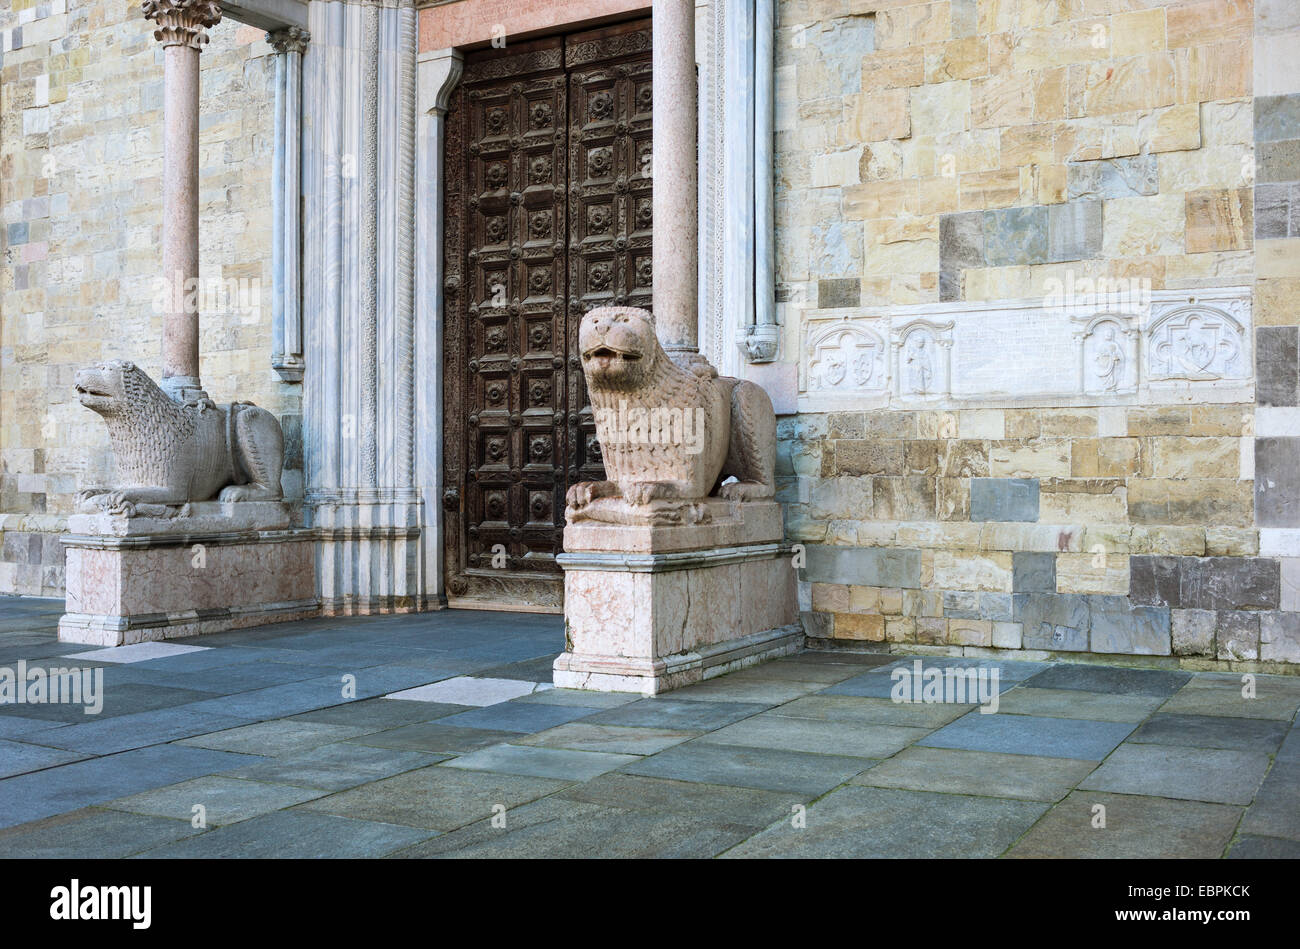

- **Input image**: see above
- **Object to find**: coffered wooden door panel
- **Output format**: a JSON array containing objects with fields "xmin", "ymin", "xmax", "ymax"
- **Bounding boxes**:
[{"xmin": 443, "ymin": 19, "xmax": 652, "ymax": 611}]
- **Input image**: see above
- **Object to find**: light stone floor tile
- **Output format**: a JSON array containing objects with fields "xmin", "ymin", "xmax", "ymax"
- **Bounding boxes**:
[
  {"xmin": 65, "ymin": 642, "xmax": 211, "ymax": 664},
  {"xmin": 384, "ymin": 676, "xmax": 545, "ymax": 706},
  {"xmin": 768, "ymin": 694, "xmax": 971, "ymax": 729},
  {"xmin": 1157, "ymin": 683, "xmax": 1300, "ymax": 721},
  {"xmin": 1005, "ymin": 791, "xmax": 1242, "ymax": 859},
  {"xmin": 853, "ymin": 746, "xmax": 1096, "ymax": 802},
  {"xmin": 993, "ymin": 687, "xmax": 1166, "ymax": 723},
  {"xmin": 516, "ymin": 722, "xmax": 698, "ymax": 756},
  {"xmin": 104, "ymin": 775, "xmax": 328, "ymax": 826},
  {"xmin": 1079, "ymin": 743, "xmax": 1272, "ymax": 805},
  {"xmin": 175, "ymin": 719, "xmax": 378, "ymax": 757},
  {"xmin": 699, "ymin": 713, "xmax": 929, "ymax": 759},
  {"xmin": 722, "ymin": 786, "xmax": 1049, "ymax": 859},
  {"xmin": 441, "ymin": 743, "xmax": 640, "ymax": 781}
]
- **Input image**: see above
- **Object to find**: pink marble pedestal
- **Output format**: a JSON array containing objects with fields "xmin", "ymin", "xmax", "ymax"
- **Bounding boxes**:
[
  {"xmin": 554, "ymin": 500, "xmax": 801, "ymax": 694},
  {"xmin": 57, "ymin": 502, "xmax": 318, "ymax": 646}
]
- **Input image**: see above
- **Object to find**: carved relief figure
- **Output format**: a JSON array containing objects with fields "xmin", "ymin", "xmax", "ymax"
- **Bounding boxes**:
[
  {"xmin": 1093, "ymin": 327, "xmax": 1124, "ymax": 391},
  {"xmin": 73, "ymin": 360, "xmax": 284, "ymax": 516},
  {"xmin": 905, "ymin": 333, "xmax": 933, "ymax": 394},
  {"xmin": 565, "ymin": 306, "xmax": 775, "ymax": 524}
]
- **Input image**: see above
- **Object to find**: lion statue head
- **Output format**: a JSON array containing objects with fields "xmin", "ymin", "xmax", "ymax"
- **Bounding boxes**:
[{"xmin": 579, "ymin": 306, "xmax": 660, "ymax": 393}]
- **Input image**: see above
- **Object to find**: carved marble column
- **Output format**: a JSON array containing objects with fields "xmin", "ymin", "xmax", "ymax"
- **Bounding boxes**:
[
  {"xmin": 652, "ymin": 0, "xmax": 699, "ymax": 360},
  {"xmin": 142, "ymin": 0, "xmax": 222, "ymax": 403},
  {"xmin": 269, "ymin": 26, "xmax": 309, "ymax": 382}
]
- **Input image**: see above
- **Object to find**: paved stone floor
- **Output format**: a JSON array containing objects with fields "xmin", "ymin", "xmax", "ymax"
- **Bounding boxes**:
[{"xmin": 0, "ymin": 596, "xmax": 1296, "ymax": 858}]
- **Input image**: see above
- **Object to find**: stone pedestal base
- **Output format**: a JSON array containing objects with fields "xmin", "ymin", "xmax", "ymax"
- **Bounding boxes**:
[
  {"xmin": 555, "ymin": 501, "xmax": 800, "ymax": 694},
  {"xmin": 58, "ymin": 502, "xmax": 319, "ymax": 646}
]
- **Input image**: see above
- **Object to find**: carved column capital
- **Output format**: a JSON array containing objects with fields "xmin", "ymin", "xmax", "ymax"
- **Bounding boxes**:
[
  {"xmin": 142, "ymin": 0, "xmax": 222, "ymax": 50},
  {"xmin": 267, "ymin": 26, "xmax": 310, "ymax": 56}
]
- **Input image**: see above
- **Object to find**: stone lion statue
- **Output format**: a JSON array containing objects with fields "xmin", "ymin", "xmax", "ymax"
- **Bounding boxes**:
[
  {"xmin": 73, "ymin": 360, "xmax": 284, "ymax": 516},
  {"xmin": 565, "ymin": 306, "xmax": 775, "ymax": 524}
]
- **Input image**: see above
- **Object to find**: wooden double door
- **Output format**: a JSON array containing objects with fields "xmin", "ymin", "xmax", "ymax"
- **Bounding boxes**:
[{"xmin": 442, "ymin": 19, "xmax": 653, "ymax": 610}]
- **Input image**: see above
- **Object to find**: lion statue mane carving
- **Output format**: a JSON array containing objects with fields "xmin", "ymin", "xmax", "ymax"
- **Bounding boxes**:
[
  {"xmin": 565, "ymin": 306, "xmax": 775, "ymax": 525},
  {"xmin": 73, "ymin": 360, "xmax": 284, "ymax": 516}
]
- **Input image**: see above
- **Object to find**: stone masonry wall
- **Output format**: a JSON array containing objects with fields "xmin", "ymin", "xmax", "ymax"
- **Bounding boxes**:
[
  {"xmin": 774, "ymin": 0, "xmax": 1300, "ymax": 669},
  {"xmin": 0, "ymin": 1, "xmax": 294, "ymax": 597}
]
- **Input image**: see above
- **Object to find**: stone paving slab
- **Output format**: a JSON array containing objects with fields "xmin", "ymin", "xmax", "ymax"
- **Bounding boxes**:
[
  {"xmin": 1158, "ymin": 681, "xmax": 1300, "ymax": 721},
  {"xmin": 556, "ymin": 772, "xmax": 801, "ymax": 827},
  {"xmin": 175, "ymin": 719, "xmax": 378, "ymax": 757},
  {"xmin": 1079, "ymin": 744, "xmax": 1273, "ymax": 805},
  {"xmin": 583, "ymin": 697, "xmax": 768, "ymax": 731},
  {"xmin": 0, "ymin": 807, "xmax": 201, "ymax": 859},
  {"xmin": 662, "ymin": 677, "xmax": 827, "ymax": 705},
  {"xmin": 722, "ymin": 786, "xmax": 1050, "ymax": 858},
  {"xmin": 515, "ymin": 722, "xmax": 698, "ymax": 755},
  {"xmin": 699, "ymin": 713, "xmax": 929, "ymax": 759},
  {"xmin": 221, "ymin": 742, "xmax": 444, "ymax": 792},
  {"xmin": 386, "ymin": 676, "xmax": 544, "ymax": 707},
  {"xmin": 1127, "ymin": 713, "xmax": 1291, "ymax": 752},
  {"xmin": 1026, "ymin": 663, "xmax": 1192, "ymax": 697},
  {"xmin": 0, "ymin": 744, "xmax": 261, "ymax": 829},
  {"xmin": 134, "ymin": 811, "xmax": 435, "ymax": 858},
  {"xmin": 1227, "ymin": 835, "xmax": 1300, "ymax": 858},
  {"xmin": 1239, "ymin": 758, "xmax": 1300, "ymax": 842},
  {"xmin": 105, "ymin": 775, "xmax": 328, "ymax": 825},
  {"xmin": 823, "ymin": 670, "xmax": 1017, "ymax": 700},
  {"xmin": 0, "ymin": 738, "xmax": 89, "ymax": 778},
  {"xmin": 853, "ymin": 746, "xmax": 1096, "ymax": 802},
  {"xmin": 297, "ymin": 765, "xmax": 572, "ymax": 832},
  {"xmin": 388, "ymin": 796, "xmax": 755, "ymax": 859},
  {"xmin": 621, "ymin": 741, "xmax": 872, "ymax": 795},
  {"xmin": 919, "ymin": 712, "xmax": 1136, "ymax": 760},
  {"xmin": 290, "ymin": 697, "xmax": 471, "ymax": 730},
  {"xmin": 21, "ymin": 706, "xmax": 249, "ymax": 756},
  {"xmin": 1005, "ymin": 791, "xmax": 1243, "ymax": 859},
  {"xmin": 510, "ymin": 688, "xmax": 640, "ymax": 709},
  {"xmin": 434, "ymin": 701, "xmax": 594, "ymax": 734},
  {"xmin": 992, "ymin": 687, "xmax": 1166, "ymax": 723},
  {"xmin": 768, "ymin": 694, "xmax": 971, "ymax": 728},
  {"xmin": 441, "ymin": 744, "xmax": 639, "ymax": 781},
  {"xmin": 346, "ymin": 722, "xmax": 519, "ymax": 755}
]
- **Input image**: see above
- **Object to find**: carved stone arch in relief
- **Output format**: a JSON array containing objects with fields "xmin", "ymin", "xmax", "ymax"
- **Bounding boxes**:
[
  {"xmin": 1146, "ymin": 304, "xmax": 1248, "ymax": 381},
  {"xmin": 1073, "ymin": 314, "xmax": 1139, "ymax": 395},
  {"xmin": 805, "ymin": 321, "xmax": 888, "ymax": 393}
]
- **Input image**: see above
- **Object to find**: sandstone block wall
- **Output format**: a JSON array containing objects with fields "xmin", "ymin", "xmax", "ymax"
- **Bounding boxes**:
[
  {"xmin": 775, "ymin": 0, "xmax": 1300, "ymax": 668},
  {"xmin": 0, "ymin": 1, "xmax": 293, "ymax": 597}
]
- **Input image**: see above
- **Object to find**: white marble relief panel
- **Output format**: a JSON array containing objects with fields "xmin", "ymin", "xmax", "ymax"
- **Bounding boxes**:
[{"xmin": 796, "ymin": 286, "xmax": 1253, "ymax": 411}]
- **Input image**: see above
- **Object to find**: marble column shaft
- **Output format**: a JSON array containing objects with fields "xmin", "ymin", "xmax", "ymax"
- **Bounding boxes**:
[
  {"xmin": 652, "ymin": 0, "xmax": 699, "ymax": 356},
  {"xmin": 270, "ymin": 27, "xmax": 309, "ymax": 382}
]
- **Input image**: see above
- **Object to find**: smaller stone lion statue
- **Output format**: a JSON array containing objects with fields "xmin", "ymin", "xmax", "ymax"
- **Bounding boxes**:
[
  {"xmin": 565, "ymin": 306, "xmax": 775, "ymax": 524},
  {"xmin": 73, "ymin": 360, "xmax": 284, "ymax": 516}
]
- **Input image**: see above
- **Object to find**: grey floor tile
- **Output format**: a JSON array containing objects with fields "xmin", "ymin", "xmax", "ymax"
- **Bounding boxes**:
[
  {"xmin": 583, "ymin": 697, "xmax": 767, "ymax": 731},
  {"xmin": 665, "ymin": 677, "xmax": 825, "ymax": 705},
  {"xmin": 434, "ymin": 701, "xmax": 594, "ymax": 735},
  {"xmin": 516, "ymin": 722, "xmax": 697, "ymax": 755},
  {"xmin": 823, "ymin": 668, "xmax": 1016, "ymax": 701},
  {"xmin": 0, "ymin": 807, "xmax": 200, "ymax": 858},
  {"xmin": 1006, "ymin": 790, "xmax": 1242, "ymax": 858},
  {"xmin": 1080, "ymin": 744, "xmax": 1272, "ymax": 805},
  {"xmin": 0, "ymin": 744, "xmax": 262, "ymax": 829},
  {"xmin": 348, "ymin": 722, "xmax": 521, "ymax": 755},
  {"xmin": 723, "ymin": 786, "xmax": 1049, "ymax": 858},
  {"xmin": 919, "ymin": 712, "xmax": 1135, "ymax": 761},
  {"xmin": 442, "ymin": 744, "xmax": 638, "ymax": 781},
  {"xmin": 511, "ymin": 688, "xmax": 640, "ymax": 709},
  {"xmin": 1128, "ymin": 714, "xmax": 1291, "ymax": 753},
  {"xmin": 0, "ymin": 716, "xmax": 64, "ymax": 739},
  {"xmin": 768, "ymin": 694, "xmax": 970, "ymax": 728},
  {"xmin": 699, "ymin": 714, "xmax": 928, "ymax": 759},
  {"xmin": 1026, "ymin": 663, "xmax": 1191, "ymax": 697},
  {"xmin": 621, "ymin": 741, "xmax": 870, "ymax": 795},
  {"xmin": 1226, "ymin": 834, "xmax": 1300, "ymax": 858},
  {"xmin": 1239, "ymin": 758, "xmax": 1300, "ymax": 841},
  {"xmin": 1159, "ymin": 682, "xmax": 1300, "ymax": 721},
  {"xmin": 298, "ymin": 765, "xmax": 571, "ymax": 831},
  {"xmin": 105, "ymin": 776, "xmax": 327, "ymax": 825},
  {"xmin": 0, "ymin": 739, "xmax": 89, "ymax": 778},
  {"xmin": 719, "ymin": 660, "xmax": 870, "ymax": 685},
  {"xmin": 135, "ymin": 810, "xmax": 434, "ymax": 858},
  {"xmin": 222, "ymin": 742, "xmax": 443, "ymax": 791},
  {"xmin": 854, "ymin": 746, "xmax": 1096, "ymax": 802},
  {"xmin": 175, "ymin": 719, "xmax": 377, "ymax": 756},
  {"xmin": 558, "ymin": 772, "xmax": 801, "ymax": 826},
  {"xmin": 993, "ymin": 687, "xmax": 1165, "ymax": 723},
  {"xmin": 290, "ymin": 697, "xmax": 471, "ymax": 729},
  {"xmin": 390, "ymin": 797, "xmax": 751, "ymax": 859},
  {"xmin": 21, "ymin": 706, "xmax": 248, "ymax": 755}
]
